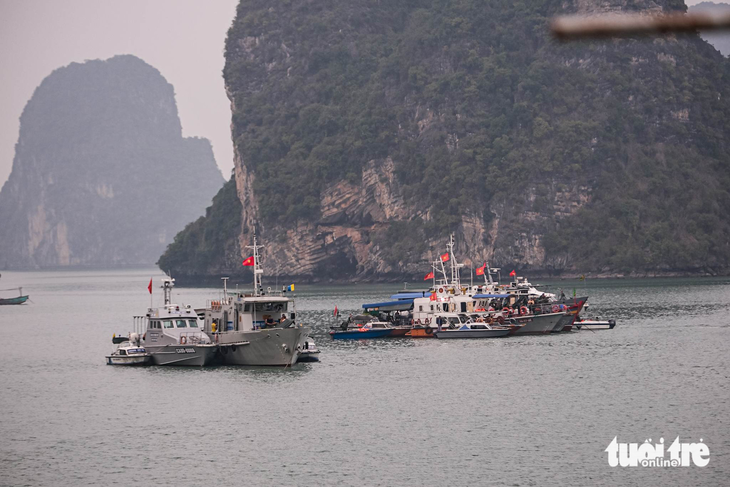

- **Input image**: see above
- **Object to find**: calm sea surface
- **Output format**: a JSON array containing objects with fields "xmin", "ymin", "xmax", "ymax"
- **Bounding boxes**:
[{"xmin": 0, "ymin": 270, "xmax": 728, "ymax": 486}]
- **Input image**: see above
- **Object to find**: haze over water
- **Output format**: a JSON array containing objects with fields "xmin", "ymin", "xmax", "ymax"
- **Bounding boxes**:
[{"xmin": 0, "ymin": 270, "xmax": 728, "ymax": 485}]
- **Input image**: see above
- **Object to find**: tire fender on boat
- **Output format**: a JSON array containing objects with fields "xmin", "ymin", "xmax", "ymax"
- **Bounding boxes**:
[{"xmin": 425, "ymin": 326, "xmax": 433, "ymax": 334}]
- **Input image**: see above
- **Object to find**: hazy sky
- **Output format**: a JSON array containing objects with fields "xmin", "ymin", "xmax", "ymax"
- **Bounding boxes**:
[
  {"xmin": 0, "ymin": 1, "xmax": 713, "ymax": 189},
  {"xmin": 0, "ymin": 0, "xmax": 238, "ymax": 187}
]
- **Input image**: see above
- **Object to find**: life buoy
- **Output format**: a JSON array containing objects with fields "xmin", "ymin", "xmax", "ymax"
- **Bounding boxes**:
[
  {"xmin": 425, "ymin": 326, "xmax": 433, "ymax": 334},
  {"xmin": 438, "ymin": 288, "xmax": 444, "ymax": 293},
  {"xmin": 552, "ymin": 304, "xmax": 559, "ymax": 313},
  {"xmin": 502, "ymin": 307, "xmax": 511, "ymax": 316},
  {"xmin": 520, "ymin": 306, "xmax": 528, "ymax": 315},
  {"xmin": 180, "ymin": 336, "xmax": 187, "ymax": 345}
]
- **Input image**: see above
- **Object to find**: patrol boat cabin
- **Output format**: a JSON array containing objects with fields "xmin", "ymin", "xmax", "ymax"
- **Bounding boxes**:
[{"xmin": 141, "ymin": 277, "xmax": 217, "ymax": 366}]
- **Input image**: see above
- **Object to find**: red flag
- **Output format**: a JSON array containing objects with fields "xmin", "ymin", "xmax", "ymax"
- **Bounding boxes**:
[
  {"xmin": 440, "ymin": 253, "xmax": 450, "ymax": 262},
  {"xmin": 424, "ymin": 271, "xmax": 434, "ymax": 280},
  {"xmin": 334, "ymin": 305, "xmax": 338, "ymax": 317},
  {"xmin": 430, "ymin": 292, "xmax": 437, "ymax": 301},
  {"xmin": 509, "ymin": 269, "xmax": 516, "ymax": 277},
  {"xmin": 242, "ymin": 256, "xmax": 255, "ymax": 266},
  {"xmin": 476, "ymin": 263, "xmax": 486, "ymax": 276},
  {"xmin": 147, "ymin": 278, "xmax": 153, "ymax": 294}
]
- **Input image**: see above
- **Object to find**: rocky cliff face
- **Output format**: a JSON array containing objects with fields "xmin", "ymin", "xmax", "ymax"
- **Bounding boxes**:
[
  {"xmin": 160, "ymin": 0, "xmax": 730, "ymax": 282},
  {"xmin": 0, "ymin": 55, "xmax": 224, "ymax": 268}
]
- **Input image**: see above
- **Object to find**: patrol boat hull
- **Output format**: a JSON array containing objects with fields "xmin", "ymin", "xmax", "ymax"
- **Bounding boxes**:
[
  {"xmin": 218, "ymin": 327, "xmax": 309, "ymax": 366},
  {"xmin": 551, "ymin": 313, "xmax": 574, "ymax": 333},
  {"xmin": 512, "ymin": 312, "xmax": 563, "ymax": 335},
  {"xmin": 145, "ymin": 344, "xmax": 217, "ymax": 366}
]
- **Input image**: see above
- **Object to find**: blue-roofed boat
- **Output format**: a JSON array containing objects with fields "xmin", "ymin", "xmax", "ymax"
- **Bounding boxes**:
[
  {"xmin": 362, "ymin": 299, "xmax": 414, "ymax": 313},
  {"xmin": 390, "ymin": 291, "xmax": 432, "ymax": 300}
]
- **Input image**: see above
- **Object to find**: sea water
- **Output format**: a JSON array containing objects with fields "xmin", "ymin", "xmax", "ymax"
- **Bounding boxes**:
[{"xmin": 0, "ymin": 270, "xmax": 728, "ymax": 486}]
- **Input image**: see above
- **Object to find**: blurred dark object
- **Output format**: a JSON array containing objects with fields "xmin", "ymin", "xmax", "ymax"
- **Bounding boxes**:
[{"xmin": 551, "ymin": 11, "xmax": 730, "ymax": 39}]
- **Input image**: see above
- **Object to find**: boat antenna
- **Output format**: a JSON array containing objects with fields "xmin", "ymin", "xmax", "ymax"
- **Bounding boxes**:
[
  {"xmin": 162, "ymin": 276, "xmax": 175, "ymax": 306},
  {"xmin": 222, "ymin": 277, "xmax": 229, "ymax": 303},
  {"xmin": 246, "ymin": 229, "xmax": 265, "ymax": 296},
  {"xmin": 446, "ymin": 234, "xmax": 464, "ymax": 289}
]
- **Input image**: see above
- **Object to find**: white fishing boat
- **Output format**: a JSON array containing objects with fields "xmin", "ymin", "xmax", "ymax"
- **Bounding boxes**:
[
  {"xmin": 433, "ymin": 313, "xmax": 512, "ymax": 339},
  {"xmin": 106, "ymin": 333, "xmax": 151, "ymax": 365}
]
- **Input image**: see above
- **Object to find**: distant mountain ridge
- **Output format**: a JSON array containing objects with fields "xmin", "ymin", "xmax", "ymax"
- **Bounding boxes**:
[
  {"xmin": 0, "ymin": 55, "xmax": 224, "ymax": 268},
  {"xmin": 160, "ymin": 0, "xmax": 730, "ymax": 281}
]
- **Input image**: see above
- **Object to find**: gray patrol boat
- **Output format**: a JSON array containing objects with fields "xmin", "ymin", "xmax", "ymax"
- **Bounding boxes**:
[
  {"xmin": 139, "ymin": 278, "xmax": 218, "ymax": 366},
  {"xmin": 200, "ymin": 234, "xmax": 310, "ymax": 366}
]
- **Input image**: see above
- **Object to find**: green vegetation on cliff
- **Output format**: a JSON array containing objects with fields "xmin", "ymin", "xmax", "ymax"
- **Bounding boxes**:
[
  {"xmin": 158, "ymin": 177, "xmax": 241, "ymax": 274},
  {"xmin": 165, "ymin": 0, "xmax": 730, "ymax": 277}
]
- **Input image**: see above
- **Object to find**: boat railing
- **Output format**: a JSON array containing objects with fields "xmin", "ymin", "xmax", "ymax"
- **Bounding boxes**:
[
  {"xmin": 132, "ymin": 316, "xmax": 148, "ymax": 335},
  {"xmin": 207, "ymin": 297, "xmax": 233, "ymax": 310}
]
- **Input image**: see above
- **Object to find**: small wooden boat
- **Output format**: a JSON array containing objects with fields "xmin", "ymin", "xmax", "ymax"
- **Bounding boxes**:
[
  {"xmin": 405, "ymin": 326, "xmax": 436, "ymax": 338},
  {"xmin": 388, "ymin": 326, "xmax": 412, "ymax": 337},
  {"xmin": 0, "ymin": 287, "xmax": 29, "ymax": 305}
]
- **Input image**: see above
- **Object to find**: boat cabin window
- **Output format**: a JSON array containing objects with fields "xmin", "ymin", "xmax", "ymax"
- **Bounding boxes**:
[
  {"xmin": 243, "ymin": 304, "xmax": 251, "ymax": 312},
  {"xmin": 418, "ymin": 306, "xmax": 423, "ymax": 312},
  {"xmin": 163, "ymin": 320, "xmax": 174, "ymax": 329},
  {"xmin": 254, "ymin": 302, "xmax": 287, "ymax": 313},
  {"xmin": 175, "ymin": 320, "xmax": 187, "ymax": 328},
  {"xmin": 460, "ymin": 303, "xmax": 467, "ymax": 312},
  {"xmin": 188, "ymin": 319, "xmax": 198, "ymax": 328}
]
